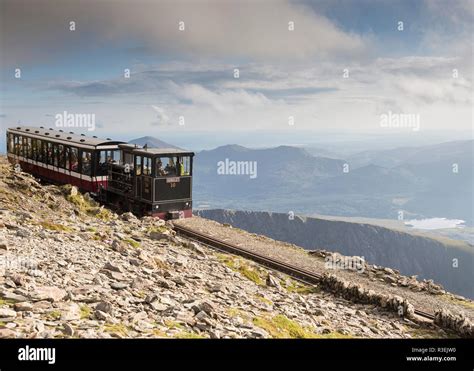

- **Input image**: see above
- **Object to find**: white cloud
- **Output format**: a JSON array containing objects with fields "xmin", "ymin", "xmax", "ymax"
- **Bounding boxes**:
[
  {"xmin": 0, "ymin": 0, "xmax": 369, "ymax": 65},
  {"xmin": 150, "ymin": 105, "xmax": 171, "ymax": 126}
]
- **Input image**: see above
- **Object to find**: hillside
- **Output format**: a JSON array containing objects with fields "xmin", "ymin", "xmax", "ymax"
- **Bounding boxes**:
[
  {"xmin": 196, "ymin": 209, "xmax": 474, "ymax": 299},
  {"xmin": 1, "ymin": 156, "xmax": 473, "ymax": 338}
]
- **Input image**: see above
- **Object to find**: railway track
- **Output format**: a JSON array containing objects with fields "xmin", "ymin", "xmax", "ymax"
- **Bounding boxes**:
[{"xmin": 173, "ymin": 223, "xmax": 436, "ymax": 322}]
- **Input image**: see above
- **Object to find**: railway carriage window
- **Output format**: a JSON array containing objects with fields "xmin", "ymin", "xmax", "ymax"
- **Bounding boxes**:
[
  {"xmin": 71, "ymin": 148, "xmax": 78, "ymax": 172},
  {"xmin": 65, "ymin": 147, "xmax": 70, "ymax": 170},
  {"xmin": 81, "ymin": 151, "xmax": 92, "ymax": 176},
  {"xmin": 52, "ymin": 144, "xmax": 59, "ymax": 167},
  {"xmin": 135, "ymin": 156, "xmax": 142, "ymax": 175},
  {"xmin": 112, "ymin": 150, "xmax": 120, "ymax": 162},
  {"xmin": 26, "ymin": 137, "xmax": 32, "ymax": 159},
  {"xmin": 31, "ymin": 139, "xmax": 38, "ymax": 161},
  {"xmin": 143, "ymin": 156, "xmax": 152, "ymax": 175},
  {"xmin": 13, "ymin": 135, "xmax": 21, "ymax": 156},
  {"xmin": 58, "ymin": 144, "xmax": 65, "ymax": 168},
  {"xmin": 46, "ymin": 142, "xmax": 53, "ymax": 165},
  {"xmin": 38, "ymin": 140, "xmax": 44, "ymax": 162},
  {"xmin": 39, "ymin": 140, "xmax": 46, "ymax": 162},
  {"xmin": 98, "ymin": 151, "xmax": 107, "ymax": 175},
  {"xmin": 21, "ymin": 136, "xmax": 26, "ymax": 157}
]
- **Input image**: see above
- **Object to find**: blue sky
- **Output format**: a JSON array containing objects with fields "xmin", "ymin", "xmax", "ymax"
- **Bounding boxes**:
[{"xmin": 0, "ymin": 0, "xmax": 472, "ymax": 142}]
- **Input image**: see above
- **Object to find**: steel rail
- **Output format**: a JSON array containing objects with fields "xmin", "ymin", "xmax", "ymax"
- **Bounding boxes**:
[{"xmin": 173, "ymin": 223, "xmax": 435, "ymax": 321}]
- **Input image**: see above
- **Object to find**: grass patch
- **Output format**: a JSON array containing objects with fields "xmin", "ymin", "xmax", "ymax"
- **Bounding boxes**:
[
  {"xmin": 152, "ymin": 329, "xmax": 168, "ymax": 338},
  {"xmin": 147, "ymin": 225, "xmax": 169, "ymax": 234},
  {"xmin": 217, "ymin": 254, "xmax": 264, "ymax": 285},
  {"xmin": 164, "ymin": 320, "xmax": 184, "ymax": 330},
  {"xmin": 0, "ymin": 299, "xmax": 15, "ymax": 306},
  {"xmin": 63, "ymin": 186, "xmax": 113, "ymax": 221},
  {"xmin": 439, "ymin": 295, "xmax": 474, "ymax": 310},
  {"xmin": 124, "ymin": 238, "xmax": 140, "ymax": 248},
  {"xmin": 226, "ymin": 307, "xmax": 251, "ymax": 322},
  {"xmin": 39, "ymin": 221, "xmax": 73, "ymax": 232},
  {"xmin": 103, "ymin": 323, "xmax": 129, "ymax": 337},
  {"xmin": 254, "ymin": 295, "xmax": 273, "ymax": 306},
  {"xmin": 252, "ymin": 314, "xmax": 351, "ymax": 339},
  {"xmin": 46, "ymin": 310, "xmax": 62, "ymax": 321},
  {"xmin": 176, "ymin": 331, "xmax": 205, "ymax": 339},
  {"xmin": 80, "ymin": 305, "xmax": 92, "ymax": 319},
  {"xmin": 282, "ymin": 279, "xmax": 319, "ymax": 294}
]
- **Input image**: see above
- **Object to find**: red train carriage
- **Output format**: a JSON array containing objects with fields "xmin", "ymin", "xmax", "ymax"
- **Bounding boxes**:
[{"xmin": 6, "ymin": 126, "xmax": 194, "ymax": 219}]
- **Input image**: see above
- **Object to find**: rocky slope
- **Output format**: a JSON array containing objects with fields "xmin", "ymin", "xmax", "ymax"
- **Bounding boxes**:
[
  {"xmin": 0, "ymin": 156, "xmax": 469, "ymax": 339},
  {"xmin": 196, "ymin": 209, "xmax": 474, "ymax": 299}
]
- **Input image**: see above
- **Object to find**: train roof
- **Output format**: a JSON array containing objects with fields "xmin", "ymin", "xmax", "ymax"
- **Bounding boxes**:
[
  {"xmin": 131, "ymin": 147, "xmax": 194, "ymax": 156},
  {"xmin": 7, "ymin": 126, "xmax": 126, "ymax": 147}
]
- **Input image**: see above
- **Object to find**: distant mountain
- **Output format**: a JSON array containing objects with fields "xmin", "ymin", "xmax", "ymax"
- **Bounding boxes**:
[
  {"xmin": 193, "ymin": 140, "xmax": 473, "ymax": 224},
  {"xmin": 348, "ymin": 140, "xmax": 474, "ymax": 169},
  {"xmin": 194, "ymin": 144, "xmax": 345, "ymax": 197},
  {"xmin": 129, "ymin": 136, "xmax": 182, "ymax": 149},
  {"xmin": 196, "ymin": 209, "xmax": 474, "ymax": 299}
]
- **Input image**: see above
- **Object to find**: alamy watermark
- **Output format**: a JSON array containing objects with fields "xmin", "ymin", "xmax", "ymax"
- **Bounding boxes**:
[
  {"xmin": 55, "ymin": 110, "xmax": 96, "ymax": 131},
  {"xmin": 325, "ymin": 253, "xmax": 365, "ymax": 274},
  {"xmin": 217, "ymin": 158, "xmax": 257, "ymax": 179},
  {"xmin": 380, "ymin": 111, "xmax": 420, "ymax": 132}
]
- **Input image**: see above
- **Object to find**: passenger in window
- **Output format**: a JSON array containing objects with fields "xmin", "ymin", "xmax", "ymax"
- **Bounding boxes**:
[
  {"xmin": 156, "ymin": 160, "xmax": 165, "ymax": 176},
  {"xmin": 83, "ymin": 153, "xmax": 91, "ymax": 174},
  {"xmin": 165, "ymin": 158, "xmax": 176, "ymax": 175},
  {"xmin": 177, "ymin": 158, "xmax": 184, "ymax": 176},
  {"xmin": 71, "ymin": 153, "xmax": 78, "ymax": 171}
]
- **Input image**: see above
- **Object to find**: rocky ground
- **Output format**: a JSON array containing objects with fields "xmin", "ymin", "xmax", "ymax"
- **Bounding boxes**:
[{"xmin": 0, "ymin": 156, "xmax": 468, "ymax": 338}]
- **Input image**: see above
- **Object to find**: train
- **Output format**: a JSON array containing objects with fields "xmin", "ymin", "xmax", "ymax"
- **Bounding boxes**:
[{"xmin": 6, "ymin": 126, "xmax": 194, "ymax": 219}]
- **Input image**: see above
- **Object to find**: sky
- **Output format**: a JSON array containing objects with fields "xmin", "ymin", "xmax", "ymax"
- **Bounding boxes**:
[{"xmin": 0, "ymin": 0, "xmax": 473, "ymax": 144}]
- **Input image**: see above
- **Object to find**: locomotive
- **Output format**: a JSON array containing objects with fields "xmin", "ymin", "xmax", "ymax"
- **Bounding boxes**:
[{"xmin": 6, "ymin": 126, "xmax": 194, "ymax": 219}]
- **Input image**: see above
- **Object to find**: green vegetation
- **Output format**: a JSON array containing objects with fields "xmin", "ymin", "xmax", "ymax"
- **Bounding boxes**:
[
  {"xmin": 46, "ymin": 310, "xmax": 62, "ymax": 320},
  {"xmin": 439, "ymin": 295, "xmax": 474, "ymax": 310},
  {"xmin": 217, "ymin": 254, "xmax": 265, "ymax": 285},
  {"xmin": 252, "ymin": 314, "xmax": 352, "ymax": 339},
  {"xmin": 164, "ymin": 320, "xmax": 184, "ymax": 330},
  {"xmin": 124, "ymin": 238, "xmax": 140, "ymax": 248},
  {"xmin": 103, "ymin": 323, "xmax": 129, "ymax": 337},
  {"xmin": 254, "ymin": 295, "xmax": 273, "ymax": 306},
  {"xmin": 176, "ymin": 331, "xmax": 205, "ymax": 339},
  {"xmin": 80, "ymin": 305, "xmax": 92, "ymax": 319},
  {"xmin": 147, "ymin": 225, "xmax": 169, "ymax": 234},
  {"xmin": 281, "ymin": 278, "xmax": 319, "ymax": 294},
  {"xmin": 63, "ymin": 185, "xmax": 113, "ymax": 221},
  {"xmin": 0, "ymin": 298, "xmax": 15, "ymax": 306},
  {"xmin": 39, "ymin": 221, "xmax": 73, "ymax": 232}
]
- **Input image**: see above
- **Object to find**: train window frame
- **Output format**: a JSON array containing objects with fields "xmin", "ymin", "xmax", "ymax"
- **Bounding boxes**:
[
  {"xmin": 80, "ymin": 150, "xmax": 92, "ymax": 176},
  {"xmin": 178, "ymin": 156, "xmax": 191, "ymax": 176},
  {"xmin": 70, "ymin": 147, "xmax": 79, "ymax": 172},
  {"xmin": 143, "ymin": 156, "xmax": 152, "ymax": 176},
  {"xmin": 39, "ymin": 140, "xmax": 46, "ymax": 163},
  {"xmin": 52, "ymin": 143, "xmax": 59, "ymax": 167},
  {"xmin": 64, "ymin": 146, "xmax": 71, "ymax": 170},
  {"xmin": 31, "ymin": 138, "xmax": 38, "ymax": 161},
  {"xmin": 135, "ymin": 155, "xmax": 142, "ymax": 176},
  {"xmin": 155, "ymin": 156, "xmax": 180, "ymax": 177},
  {"xmin": 46, "ymin": 142, "xmax": 53, "ymax": 165},
  {"xmin": 14, "ymin": 135, "xmax": 21, "ymax": 156},
  {"xmin": 58, "ymin": 144, "xmax": 65, "ymax": 168}
]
